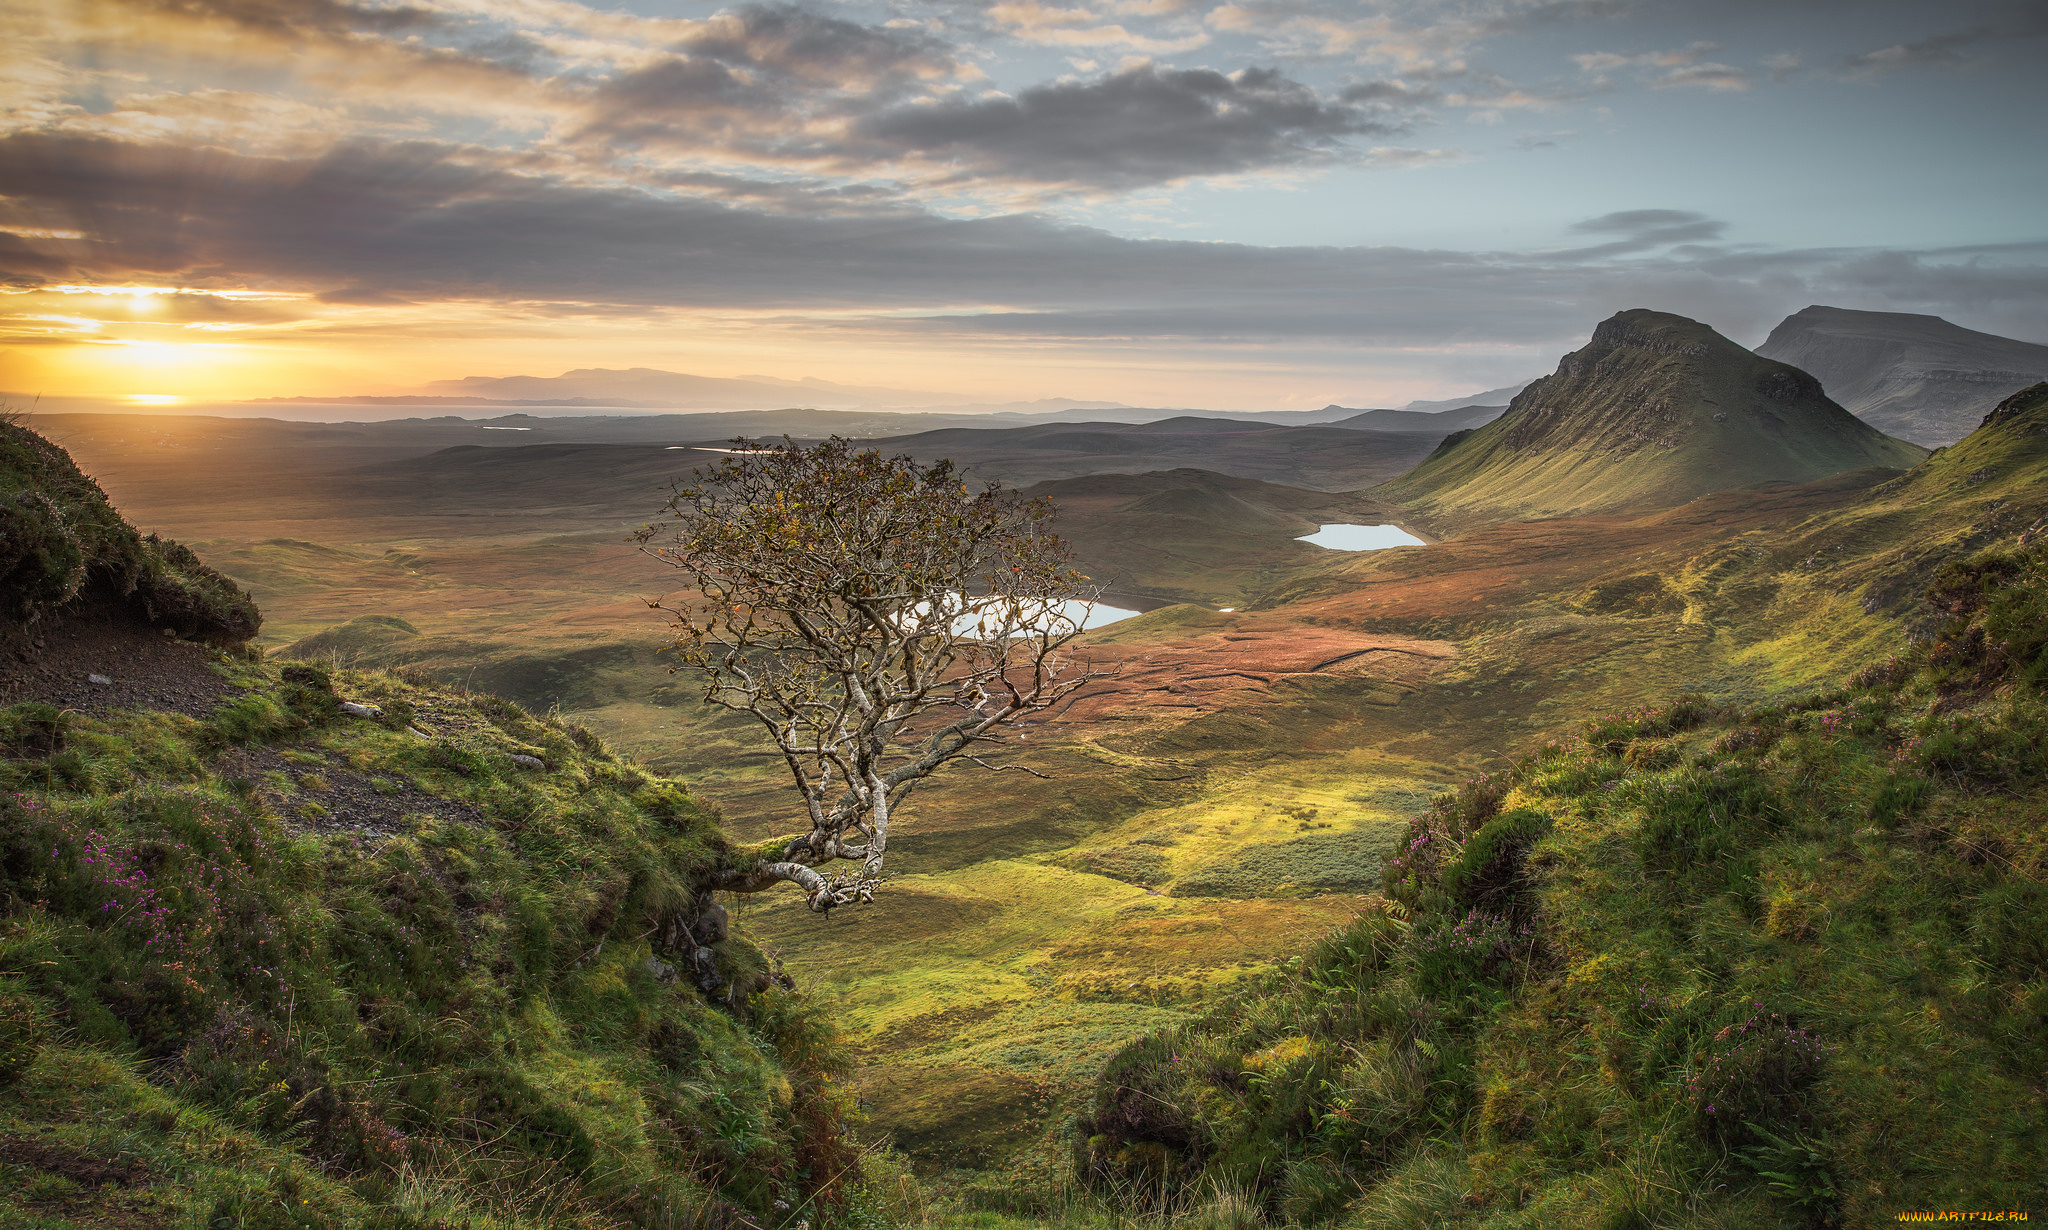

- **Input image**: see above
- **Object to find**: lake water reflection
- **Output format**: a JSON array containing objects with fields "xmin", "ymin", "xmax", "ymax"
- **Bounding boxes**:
[
  {"xmin": 932, "ymin": 594, "xmax": 1139, "ymax": 636},
  {"xmin": 1296, "ymin": 523, "xmax": 1426, "ymax": 551}
]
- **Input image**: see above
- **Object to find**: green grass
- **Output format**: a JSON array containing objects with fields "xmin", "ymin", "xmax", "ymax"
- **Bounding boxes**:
[
  {"xmin": 1172, "ymin": 823, "xmax": 1407, "ymax": 898},
  {"xmin": 1068, "ymin": 541, "xmax": 2048, "ymax": 1225},
  {"xmin": 0, "ymin": 654, "xmax": 898, "ymax": 1228}
]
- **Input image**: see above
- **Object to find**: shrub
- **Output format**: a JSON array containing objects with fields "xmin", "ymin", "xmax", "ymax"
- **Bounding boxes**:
[
  {"xmin": 1685, "ymin": 1006, "xmax": 1832, "ymax": 1148},
  {"xmin": 1635, "ymin": 762, "xmax": 1781, "ymax": 887},
  {"xmin": 1438, "ymin": 806, "xmax": 1551, "ymax": 915},
  {"xmin": 1409, "ymin": 909, "xmax": 1529, "ymax": 999}
]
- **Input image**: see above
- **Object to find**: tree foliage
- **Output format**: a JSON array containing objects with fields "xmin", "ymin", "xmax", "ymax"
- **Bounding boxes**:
[{"xmin": 638, "ymin": 438, "xmax": 1100, "ymax": 911}]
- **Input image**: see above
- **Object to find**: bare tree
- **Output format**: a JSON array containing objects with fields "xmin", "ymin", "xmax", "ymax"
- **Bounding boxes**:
[{"xmin": 637, "ymin": 438, "xmax": 1102, "ymax": 912}]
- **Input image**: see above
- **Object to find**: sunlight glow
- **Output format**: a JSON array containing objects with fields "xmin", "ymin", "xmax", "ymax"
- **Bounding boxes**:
[
  {"xmin": 49, "ymin": 284, "xmax": 305, "ymax": 303},
  {"xmin": 127, "ymin": 393, "xmax": 183, "ymax": 405}
]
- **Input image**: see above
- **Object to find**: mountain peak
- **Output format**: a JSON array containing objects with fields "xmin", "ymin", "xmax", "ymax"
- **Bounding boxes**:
[
  {"xmin": 1375, "ymin": 309, "xmax": 1927, "ymax": 523},
  {"xmin": 1756, "ymin": 306, "xmax": 2048, "ymax": 445},
  {"xmin": 1582, "ymin": 307, "xmax": 1725, "ymax": 357}
]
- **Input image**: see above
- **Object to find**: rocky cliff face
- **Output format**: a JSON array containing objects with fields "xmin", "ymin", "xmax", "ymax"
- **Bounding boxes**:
[
  {"xmin": 1377, "ymin": 308, "xmax": 1927, "ymax": 523},
  {"xmin": 1756, "ymin": 305, "xmax": 2048, "ymax": 446}
]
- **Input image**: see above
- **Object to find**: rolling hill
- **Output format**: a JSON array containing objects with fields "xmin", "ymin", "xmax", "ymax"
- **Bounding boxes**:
[
  {"xmin": 1756, "ymin": 305, "xmax": 2048, "ymax": 446},
  {"xmin": 1377, "ymin": 309, "xmax": 1927, "ymax": 525},
  {"xmin": 867, "ymin": 418, "xmax": 1450, "ymax": 490},
  {"xmin": 1329, "ymin": 403, "xmax": 1507, "ymax": 433},
  {"xmin": 1020, "ymin": 468, "xmax": 1412, "ymax": 607}
]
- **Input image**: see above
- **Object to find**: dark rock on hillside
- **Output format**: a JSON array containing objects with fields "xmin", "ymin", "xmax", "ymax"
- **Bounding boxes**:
[
  {"xmin": 1757, "ymin": 305, "xmax": 2048, "ymax": 447},
  {"xmin": 1376, "ymin": 309, "xmax": 1928, "ymax": 524}
]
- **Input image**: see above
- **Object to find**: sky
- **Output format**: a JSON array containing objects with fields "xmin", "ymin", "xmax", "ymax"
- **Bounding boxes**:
[{"xmin": 2, "ymin": 0, "xmax": 2045, "ymax": 410}]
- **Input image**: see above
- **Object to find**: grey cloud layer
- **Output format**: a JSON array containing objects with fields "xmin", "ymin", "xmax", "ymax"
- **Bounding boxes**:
[
  {"xmin": 861, "ymin": 65, "xmax": 1406, "ymax": 187},
  {"xmin": 580, "ymin": 6, "xmax": 959, "ymax": 155},
  {"xmin": 46, "ymin": 0, "xmax": 2042, "ymax": 201},
  {"xmin": 4, "ymin": 132, "xmax": 2042, "ymax": 348}
]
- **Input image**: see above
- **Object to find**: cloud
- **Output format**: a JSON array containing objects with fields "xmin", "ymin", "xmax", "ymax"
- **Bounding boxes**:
[
  {"xmin": 860, "ymin": 64, "xmax": 1406, "ymax": 188},
  {"xmin": 1572, "ymin": 208, "xmax": 1726, "ymax": 240},
  {"xmin": 985, "ymin": 0, "xmax": 1209, "ymax": 53},
  {"xmin": 1836, "ymin": 4, "xmax": 2048, "ymax": 77},
  {"xmin": 1572, "ymin": 40, "xmax": 1747, "ymax": 89},
  {"xmin": 1655, "ymin": 61, "xmax": 1748, "ymax": 90},
  {"xmin": 1558, "ymin": 209, "xmax": 1729, "ymax": 258},
  {"xmin": 125, "ymin": 0, "xmax": 440, "ymax": 38},
  {"xmin": 1761, "ymin": 52, "xmax": 1802, "ymax": 82},
  {"xmin": 1841, "ymin": 28, "xmax": 1991, "ymax": 76},
  {"xmin": 4, "ymin": 131, "xmax": 2042, "ymax": 357},
  {"xmin": 569, "ymin": 5, "xmax": 966, "ymax": 158}
]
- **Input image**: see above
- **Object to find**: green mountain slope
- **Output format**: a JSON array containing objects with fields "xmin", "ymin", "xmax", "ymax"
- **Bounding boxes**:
[
  {"xmin": 0, "ymin": 423, "xmax": 901, "ymax": 1230},
  {"xmin": 1378, "ymin": 310, "xmax": 1927, "ymax": 525},
  {"xmin": 1077, "ymin": 534, "xmax": 2048, "ymax": 1226},
  {"xmin": 1773, "ymin": 381, "xmax": 2048, "ymax": 630}
]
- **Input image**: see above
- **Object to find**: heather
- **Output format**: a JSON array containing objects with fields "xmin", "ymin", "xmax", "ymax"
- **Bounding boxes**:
[{"xmin": 1070, "ymin": 541, "xmax": 2048, "ymax": 1227}]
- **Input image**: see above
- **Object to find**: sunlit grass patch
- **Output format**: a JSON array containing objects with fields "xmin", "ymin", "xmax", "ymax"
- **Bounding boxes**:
[{"xmin": 1173, "ymin": 822, "xmax": 1407, "ymax": 898}]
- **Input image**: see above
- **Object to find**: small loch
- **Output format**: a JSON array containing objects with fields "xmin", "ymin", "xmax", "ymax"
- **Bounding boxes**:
[{"xmin": 1296, "ymin": 524, "xmax": 1427, "ymax": 551}]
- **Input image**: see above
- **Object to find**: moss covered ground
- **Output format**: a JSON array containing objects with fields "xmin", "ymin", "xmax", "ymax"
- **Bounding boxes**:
[
  {"xmin": 0, "ymin": 650, "xmax": 922, "ymax": 1228},
  {"xmin": 1072, "ymin": 538, "xmax": 2048, "ymax": 1226}
]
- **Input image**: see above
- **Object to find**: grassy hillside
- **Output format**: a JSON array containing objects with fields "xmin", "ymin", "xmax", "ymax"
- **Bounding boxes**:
[
  {"xmin": 1379, "ymin": 310, "xmax": 1927, "ymax": 526},
  {"xmin": 0, "ymin": 420, "xmax": 905, "ymax": 1230},
  {"xmin": 0, "ymin": 655, "xmax": 908, "ymax": 1230},
  {"xmin": 1, "ymin": 416, "xmax": 259, "ymax": 645},
  {"xmin": 1075, "ymin": 536, "xmax": 2048, "ymax": 1226},
  {"xmin": 1777, "ymin": 381, "xmax": 2048, "ymax": 627},
  {"xmin": 25, "ymin": 387, "xmax": 2041, "ymax": 1214}
]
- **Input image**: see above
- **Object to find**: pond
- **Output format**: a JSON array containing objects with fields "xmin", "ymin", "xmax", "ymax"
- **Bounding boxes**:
[
  {"xmin": 927, "ymin": 595, "xmax": 1139, "ymax": 636},
  {"xmin": 1065, "ymin": 599, "xmax": 1139, "ymax": 630},
  {"xmin": 1296, "ymin": 523, "xmax": 1426, "ymax": 551}
]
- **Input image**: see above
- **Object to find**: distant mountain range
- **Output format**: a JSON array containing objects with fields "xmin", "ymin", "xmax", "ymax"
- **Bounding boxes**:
[
  {"xmin": 256, "ymin": 365, "xmax": 1531, "ymax": 429},
  {"xmin": 1379, "ymin": 308, "xmax": 1928, "ymax": 522},
  {"xmin": 1756, "ymin": 306, "xmax": 2048, "ymax": 446},
  {"xmin": 1399, "ymin": 382, "xmax": 1532, "ymax": 415},
  {"xmin": 258, "ymin": 368, "xmax": 1142, "ymax": 418},
  {"xmin": 424, "ymin": 367, "xmax": 978, "ymax": 409},
  {"xmin": 239, "ymin": 309, "xmax": 2048, "ymax": 448}
]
